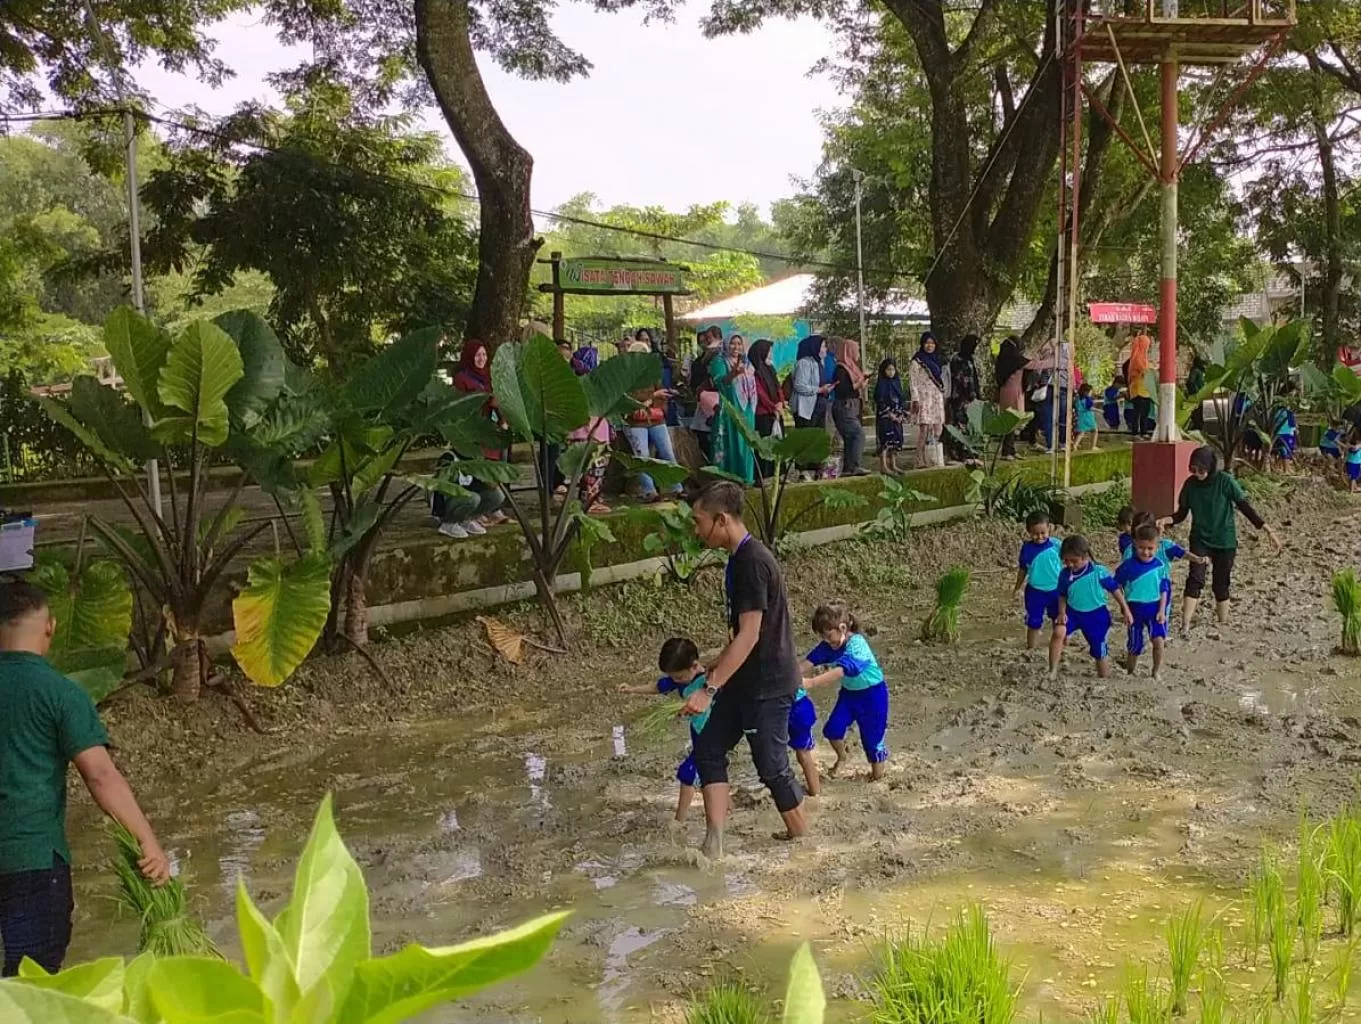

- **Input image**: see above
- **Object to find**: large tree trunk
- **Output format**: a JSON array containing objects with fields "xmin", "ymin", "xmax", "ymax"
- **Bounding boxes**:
[
  {"xmin": 1309, "ymin": 55, "xmax": 1344, "ymax": 364},
  {"xmin": 415, "ymin": 0, "xmax": 542, "ymax": 350},
  {"xmin": 887, "ymin": 0, "xmax": 1067, "ymax": 342}
]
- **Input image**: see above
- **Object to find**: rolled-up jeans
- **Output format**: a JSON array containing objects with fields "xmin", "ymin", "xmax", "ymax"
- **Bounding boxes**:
[
  {"xmin": 625, "ymin": 424, "xmax": 682, "ymax": 497},
  {"xmin": 1, "ymin": 854, "xmax": 73, "ymax": 976},
  {"xmin": 439, "ymin": 482, "xmax": 504, "ymax": 526}
]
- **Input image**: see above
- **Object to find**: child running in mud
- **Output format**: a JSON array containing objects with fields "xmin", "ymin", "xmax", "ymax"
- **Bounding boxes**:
[
  {"xmin": 1051, "ymin": 535, "xmax": 1134, "ymax": 680},
  {"xmin": 800, "ymin": 602, "xmax": 889, "ymax": 781},
  {"xmin": 1349, "ymin": 432, "xmax": 1361, "ymax": 493},
  {"xmin": 618, "ymin": 637, "xmax": 709, "ymax": 821},
  {"xmin": 1114, "ymin": 523, "xmax": 1203, "ymax": 679},
  {"xmin": 787, "ymin": 680, "xmax": 822, "ymax": 798},
  {"xmin": 1115, "ymin": 505, "xmax": 1136, "ymax": 562},
  {"xmin": 1013, "ymin": 510, "xmax": 1062, "ymax": 651}
]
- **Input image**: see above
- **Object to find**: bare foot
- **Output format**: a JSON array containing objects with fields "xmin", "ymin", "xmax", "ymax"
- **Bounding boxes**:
[
  {"xmin": 772, "ymin": 830, "xmax": 802, "ymax": 842},
  {"xmin": 700, "ymin": 826, "xmax": 724, "ymax": 861},
  {"xmin": 827, "ymin": 757, "xmax": 845, "ymax": 778}
]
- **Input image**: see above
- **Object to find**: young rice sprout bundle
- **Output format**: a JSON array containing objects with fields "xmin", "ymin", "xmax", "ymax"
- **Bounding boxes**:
[
  {"xmin": 921, "ymin": 566, "xmax": 970, "ymax": 643},
  {"xmin": 1333, "ymin": 568, "xmax": 1361, "ymax": 656},
  {"xmin": 633, "ymin": 698, "xmax": 688, "ymax": 744},
  {"xmin": 111, "ymin": 823, "xmax": 220, "ymax": 958}
]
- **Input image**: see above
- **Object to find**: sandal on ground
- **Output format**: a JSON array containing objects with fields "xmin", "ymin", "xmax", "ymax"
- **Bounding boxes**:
[{"xmin": 588, "ymin": 502, "xmax": 612, "ymax": 514}]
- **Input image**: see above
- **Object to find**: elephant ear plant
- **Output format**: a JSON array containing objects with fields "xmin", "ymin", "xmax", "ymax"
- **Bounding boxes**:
[
  {"xmin": 38, "ymin": 308, "xmax": 331, "ymax": 703},
  {"xmin": 0, "ymin": 796, "xmax": 567, "ymax": 1023}
]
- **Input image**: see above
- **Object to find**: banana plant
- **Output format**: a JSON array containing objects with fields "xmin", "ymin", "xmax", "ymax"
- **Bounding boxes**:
[
  {"xmin": 38, "ymin": 308, "xmax": 327, "ymax": 703},
  {"xmin": 489, "ymin": 335, "xmax": 679, "ymax": 645},
  {"xmin": 0, "ymin": 796, "xmax": 566, "ymax": 1023}
]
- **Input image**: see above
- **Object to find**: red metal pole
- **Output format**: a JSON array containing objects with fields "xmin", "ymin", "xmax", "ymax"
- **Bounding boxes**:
[{"xmin": 1157, "ymin": 55, "xmax": 1179, "ymax": 440}]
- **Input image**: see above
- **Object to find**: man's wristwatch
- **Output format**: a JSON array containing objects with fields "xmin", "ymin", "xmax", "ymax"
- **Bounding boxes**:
[{"xmin": 704, "ymin": 684, "xmax": 720, "ymax": 697}]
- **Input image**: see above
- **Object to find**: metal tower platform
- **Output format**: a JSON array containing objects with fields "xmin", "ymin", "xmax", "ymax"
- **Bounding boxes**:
[{"xmin": 1079, "ymin": 1, "xmax": 1296, "ymax": 65}]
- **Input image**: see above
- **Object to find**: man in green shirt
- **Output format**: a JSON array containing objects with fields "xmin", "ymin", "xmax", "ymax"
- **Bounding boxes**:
[{"xmin": 0, "ymin": 580, "xmax": 168, "ymax": 976}]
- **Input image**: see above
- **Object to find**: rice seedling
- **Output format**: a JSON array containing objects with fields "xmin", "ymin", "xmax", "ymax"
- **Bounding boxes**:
[
  {"xmin": 1123, "ymin": 964, "xmax": 1171, "ymax": 1024},
  {"xmin": 110, "ymin": 823, "xmax": 219, "ymax": 958},
  {"xmin": 1268, "ymin": 877, "xmax": 1298, "ymax": 1003},
  {"xmin": 1250, "ymin": 847, "xmax": 1286, "ymax": 964},
  {"xmin": 1297, "ymin": 813, "xmax": 1326, "ymax": 959},
  {"xmin": 921, "ymin": 566, "xmax": 970, "ymax": 644},
  {"xmin": 1287, "ymin": 961, "xmax": 1316, "ymax": 1024},
  {"xmin": 632, "ymin": 698, "xmax": 688, "ymax": 744},
  {"xmin": 1333, "ymin": 569, "xmax": 1361, "ymax": 656},
  {"xmin": 869, "ymin": 906, "xmax": 1018, "ymax": 1024},
  {"xmin": 1329, "ymin": 932, "xmax": 1358, "ymax": 1010},
  {"xmin": 686, "ymin": 979, "xmax": 770, "ymax": 1024},
  {"xmin": 1327, "ymin": 805, "xmax": 1361, "ymax": 937},
  {"xmin": 1167, "ymin": 901, "xmax": 1206, "ymax": 1016},
  {"xmin": 1086, "ymin": 994, "xmax": 1121, "ymax": 1024},
  {"xmin": 1197, "ymin": 966, "xmax": 1227, "ymax": 1024}
]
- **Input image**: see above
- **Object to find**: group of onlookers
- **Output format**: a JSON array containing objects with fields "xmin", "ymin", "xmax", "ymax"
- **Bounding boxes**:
[{"xmin": 430, "ymin": 326, "xmax": 1079, "ymax": 539}]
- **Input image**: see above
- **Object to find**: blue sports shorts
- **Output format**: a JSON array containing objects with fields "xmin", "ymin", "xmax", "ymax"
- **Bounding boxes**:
[
  {"xmin": 1126, "ymin": 600, "xmax": 1168, "ymax": 656},
  {"xmin": 1024, "ymin": 586, "xmax": 1060, "ymax": 630},
  {"xmin": 1063, "ymin": 606, "xmax": 1113, "ymax": 661},
  {"xmin": 822, "ymin": 682, "xmax": 889, "ymax": 764},
  {"xmin": 787, "ymin": 694, "xmax": 817, "ymax": 752}
]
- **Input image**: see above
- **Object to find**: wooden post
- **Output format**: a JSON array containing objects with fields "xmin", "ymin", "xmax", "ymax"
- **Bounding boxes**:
[
  {"xmin": 550, "ymin": 251, "xmax": 565, "ymax": 341},
  {"xmin": 662, "ymin": 294, "xmax": 677, "ymax": 355}
]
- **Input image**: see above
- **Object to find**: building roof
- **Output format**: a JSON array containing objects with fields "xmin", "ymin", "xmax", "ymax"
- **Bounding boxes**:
[{"xmin": 679, "ymin": 273, "xmax": 930, "ymax": 323}]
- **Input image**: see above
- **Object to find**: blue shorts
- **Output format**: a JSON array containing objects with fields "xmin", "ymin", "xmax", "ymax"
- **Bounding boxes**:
[
  {"xmin": 676, "ymin": 726, "xmax": 703, "ymax": 787},
  {"xmin": 1274, "ymin": 434, "xmax": 1297, "ymax": 459},
  {"xmin": 1126, "ymin": 601, "xmax": 1168, "ymax": 656},
  {"xmin": 1063, "ymin": 607, "xmax": 1112, "ymax": 661},
  {"xmin": 1322, "ymin": 445, "xmax": 1342, "ymax": 459},
  {"xmin": 788, "ymin": 694, "xmax": 817, "ymax": 751},
  {"xmin": 823, "ymin": 682, "xmax": 889, "ymax": 763},
  {"xmin": 1024, "ymin": 586, "xmax": 1060, "ymax": 630},
  {"xmin": 1349, "ymin": 462, "xmax": 1361, "ymax": 483}
]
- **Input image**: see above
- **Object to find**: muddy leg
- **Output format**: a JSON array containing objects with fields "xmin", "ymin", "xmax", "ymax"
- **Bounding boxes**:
[
  {"xmin": 1124, "ymin": 651, "xmax": 1138, "ymax": 675},
  {"xmin": 869, "ymin": 760, "xmax": 887, "ymax": 781},
  {"xmin": 1215, "ymin": 600, "xmax": 1230, "ymax": 625},
  {"xmin": 700, "ymin": 783, "xmax": 729, "ymax": 860},
  {"xmin": 1048, "ymin": 625, "xmax": 1066, "ymax": 678},
  {"xmin": 1181, "ymin": 596, "xmax": 1199, "ymax": 635},
  {"xmin": 675, "ymin": 784, "xmax": 696, "ymax": 822},
  {"xmin": 795, "ymin": 748, "xmax": 821, "ymax": 797},
  {"xmin": 1026, "ymin": 627, "xmax": 1042, "ymax": 651},
  {"xmin": 1151, "ymin": 637, "xmax": 1165, "ymax": 680},
  {"xmin": 1095, "ymin": 656, "xmax": 1112, "ymax": 679},
  {"xmin": 774, "ymin": 803, "xmax": 809, "ymax": 842},
  {"xmin": 827, "ymin": 739, "xmax": 848, "ymax": 777}
]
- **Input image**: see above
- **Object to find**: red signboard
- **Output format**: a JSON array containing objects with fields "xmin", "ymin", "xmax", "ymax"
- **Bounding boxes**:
[{"xmin": 1089, "ymin": 302, "xmax": 1158, "ymax": 325}]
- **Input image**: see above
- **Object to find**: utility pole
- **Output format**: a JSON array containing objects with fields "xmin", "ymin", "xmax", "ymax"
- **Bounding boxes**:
[
  {"xmin": 852, "ymin": 169, "xmax": 867, "ymax": 345},
  {"xmin": 81, "ymin": 0, "xmax": 161, "ymax": 517}
]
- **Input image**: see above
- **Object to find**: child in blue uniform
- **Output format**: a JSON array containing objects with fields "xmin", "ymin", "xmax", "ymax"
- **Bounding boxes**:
[
  {"xmin": 1122, "ymin": 510, "xmax": 1194, "ymax": 629},
  {"xmin": 786, "ymin": 682, "xmax": 822, "ymax": 798},
  {"xmin": 1321, "ymin": 422, "xmax": 1344, "ymax": 459},
  {"xmin": 1116, "ymin": 524, "xmax": 1204, "ymax": 679},
  {"xmin": 619, "ymin": 637, "xmax": 709, "ymax": 821},
  {"xmin": 1050, "ymin": 534, "xmax": 1133, "ymax": 680},
  {"xmin": 1013, "ymin": 510, "xmax": 1062, "ymax": 651},
  {"xmin": 802, "ymin": 602, "xmax": 889, "ymax": 780},
  {"xmin": 1115, "ymin": 506, "xmax": 1136, "ymax": 562},
  {"xmin": 1349, "ymin": 432, "xmax": 1361, "ymax": 493},
  {"xmin": 1075, "ymin": 383, "xmax": 1100, "ymax": 450},
  {"xmin": 1272, "ymin": 406, "xmax": 1298, "ymax": 469},
  {"xmin": 1103, "ymin": 379, "xmax": 1123, "ymax": 431}
]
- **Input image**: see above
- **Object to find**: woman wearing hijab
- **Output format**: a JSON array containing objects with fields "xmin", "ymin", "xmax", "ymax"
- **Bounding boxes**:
[
  {"xmin": 791, "ymin": 335, "xmax": 832, "ymax": 430},
  {"xmin": 945, "ymin": 334, "xmax": 983, "ymax": 465},
  {"xmin": 1128, "ymin": 332, "xmax": 1154, "ymax": 438},
  {"xmin": 909, "ymin": 332, "xmax": 947, "ymax": 468},
  {"xmin": 830, "ymin": 337, "xmax": 869, "ymax": 476},
  {"xmin": 874, "ymin": 356, "xmax": 906, "ymax": 474},
  {"xmin": 623, "ymin": 339, "xmax": 685, "ymax": 503},
  {"xmin": 994, "ymin": 335, "xmax": 1028, "ymax": 462},
  {"xmin": 637, "ymin": 327, "xmax": 680, "ymax": 427},
  {"xmin": 749, "ymin": 338, "xmax": 783, "ymax": 478},
  {"xmin": 709, "ymin": 334, "xmax": 757, "ymax": 484},
  {"xmin": 688, "ymin": 326, "xmax": 723, "ymax": 460},
  {"xmin": 444, "ymin": 339, "xmax": 510, "ymax": 533}
]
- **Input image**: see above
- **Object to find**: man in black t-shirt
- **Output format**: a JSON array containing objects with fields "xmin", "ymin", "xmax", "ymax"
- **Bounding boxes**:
[{"xmin": 682, "ymin": 482, "xmax": 807, "ymax": 859}]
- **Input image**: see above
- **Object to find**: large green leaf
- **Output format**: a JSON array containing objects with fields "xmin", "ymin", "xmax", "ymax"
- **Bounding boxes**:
[
  {"xmin": 216, "ymin": 311, "xmax": 287, "ymax": 429},
  {"xmin": 433, "ymin": 393, "xmax": 508, "ymax": 457},
  {"xmin": 307, "ymin": 424, "xmax": 396, "ymax": 489},
  {"xmin": 782, "ymin": 944, "xmax": 825, "ymax": 1024},
  {"xmin": 328, "ymin": 502, "xmax": 381, "ymax": 563},
  {"xmin": 68, "ymin": 377, "xmax": 157, "ymax": 463},
  {"xmin": 450, "ymin": 458, "xmax": 520, "ymax": 485},
  {"xmin": 38, "ymin": 398, "xmax": 134, "ymax": 471},
  {"xmin": 155, "ymin": 320, "xmax": 245, "ymax": 447},
  {"xmin": 274, "ymin": 795, "xmax": 371, "ymax": 1012},
  {"xmin": 345, "ymin": 327, "xmax": 441, "ymax": 417},
  {"xmin": 983, "ymin": 407, "xmax": 1030, "ymax": 437},
  {"xmin": 1334, "ymin": 364, "xmax": 1361, "ymax": 405},
  {"xmin": 493, "ymin": 337, "xmax": 589, "ymax": 442},
  {"xmin": 582, "ymin": 351, "xmax": 660, "ymax": 419},
  {"xmin": 236, "ymin": 883, "xmax": 300, "ymax": 1020},
  {"xmin": 230, "ymin": 554, "xmax": 331, "ymax": 688},
  {"xmin": 1259, "ymin": 320, "xmax": 1309, "ymax": 380},
  {"xmin": 15, "ymin": 957, "xmax": 124, "ymax": 1013},
  {"xmin": 0, "ymin": 982, "xmax": 135, "ymax": 1023},
  {"xmin": 144, "ymin": 956, "xmax": 265, "ymax": 1024},
  {"xmin": 771, "ymin": 427, "xmax": 832, "ymax": 466},
  {"xmin": 30, "ymin": 559, "xmax": 131, "ymax": 701},
  {"xmin": 615, "ymin": 452, "xmax": 690, "ymax": 492},
  {"xmin": 248, "ymin": 394, "xmax": 329, "ymax": 452},
  {"xmin": 227, "ymin": 436, "xmax": 300, "ymax": 497},
  {"xmin": 104, "ymin": 307, "xmax": 169, "ymax": 419},
  {"xmin": 121, "ymin": 953, "xmax": 156, "ymax": 1024},
  {"xmin": 334, "ymin": 912, "xmax": 569, "ymax": 1024}
]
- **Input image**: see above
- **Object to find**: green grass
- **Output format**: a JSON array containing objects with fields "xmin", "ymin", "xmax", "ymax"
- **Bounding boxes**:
[
  {"xmin": 1326, "ymin": 805, "xmax": 1361, "ymax": 937},
  {"xmin": 1085, "ymin": 994, "xmax": 1121, "ymax": 1024},
  {"xmin": 111, "ymin": 823, "xmax": 219, "ymax": 958},
  {"xmin": 1250, "ymin": 847, "xmax": 1286, "ymax": 964},
  {"xmin": 685, "ymin": 979, "xmax": 770, "ymax": 1024},
  {"xmin": 1288, "ymin": 961, "xmax": 1316, "ymax": 1024},
  {"xmin": 869, "ymin": 906, "xmax": 1018, "ymax": 1024},
  {"xmin": 1166, "ymin": 901, "xmax": 1205, "ymax": 1016},
  {"xmin": 1268, "ymin": 874, "xmax": 1298, "ymax": 1003},
  {"xmin": 1297, "ymin": 813, "xmax": 1326, "ymax": 959},
  {"xmin": 1122, "ymin": 964, "xmax": 1170, "ymax": 1024},
  {"xmin": 1077, "ymin": 480, "xmax": 1131, "ymax": 530}
]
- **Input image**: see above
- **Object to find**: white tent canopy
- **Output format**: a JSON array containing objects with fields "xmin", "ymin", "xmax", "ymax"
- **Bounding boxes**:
[{"xmin": 679, "ymin": 273, "xmax": 929, "ymax": 323}]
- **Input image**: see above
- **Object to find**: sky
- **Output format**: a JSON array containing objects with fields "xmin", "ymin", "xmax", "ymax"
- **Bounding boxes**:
[{"xmin": 131, "ymin": 5, "xmax": 844, "ymax": 217}]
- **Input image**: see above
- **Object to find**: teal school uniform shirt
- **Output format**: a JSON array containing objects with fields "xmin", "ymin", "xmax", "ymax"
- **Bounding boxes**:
[
  {"xmin": 1349, "ymin": 446, "xmax": 1361, "ymax": 467},
  {"xmin": 657, "ymin": 672, "xmax": 711, "ymax": 733},
  {"xmin": 1058, "ymin": 562, "xmax": 1119, "ymax": 613},
  {"xmin": 0, "ymin": 651, "xmax": 110, "ymax": 873},
  {"xmin": 1114, "ymin": 556, "xmax": 1169, "ymax": 605},
  {"xmin": 1019, "ymin": 538, "xmax": 1062, "ymax": 592},
  {"xmin": 806, "ymin": 633, "xmax": 884, "ymax": 691}
]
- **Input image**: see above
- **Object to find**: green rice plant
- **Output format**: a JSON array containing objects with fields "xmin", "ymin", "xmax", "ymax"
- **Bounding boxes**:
[
  {"xmin": 1297, "ymin": 813, "xmax": 1326, "ymax": 959},
  {"xmin": 1268, "ymin": 876, "xmax": 1298, "ymax": 1003},
  {"xmin": 632, "ymin": 698, "xmax": 687, "ymax": 744},
  {"xmin": 1197, "ymin": 966, "xmax": 1227, "ymax": 1024},
  {"xmin": 1086, "ymin": 994, "xmax": 1122, "ymax": 1024},
  {"xmin": 1167, "ymin": 901, "xmax": 1206, "ymax": 1016},
  {"xmin": 921, "ymin": 566, "xmax": 970, "ymax": 644},
  {"xmin": 1329, "ymin": 932, "xmax": 1358, "ymax": 1010},
  {"xmin": 1250, "ymin": 847, "xmax": 1287, "ymax": 963},
  {"xmin": 1123, "ymin": 964, "xmax": 1171, "ymax": 1024},
  {"xmin": 110, "ymin": 823, "xmax": 220, "ymax": 958},
  {"xmin": 1327, "ymin": 804, "xmax": 1361, "ymax": 936},
  {"xmin": 1332, "ymin": 569, "xmax": 1361, "ymax": 655},
  {"xmin": 869, "ymin": 906, "xmax": 1018, "ymax": 1024},
  {"xmin": 686, "ymin": 979, "xmax": 771, "ymax": 1024},
  {"xmin": 1287, "ymin": 961, "xmax": 1315, "ymax": 1024}
]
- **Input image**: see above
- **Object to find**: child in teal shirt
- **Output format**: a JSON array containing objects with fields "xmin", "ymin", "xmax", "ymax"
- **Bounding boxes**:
[
  {"xmin": 1051, "ymin": 534, "xmax": 1133, "ymax": 680},
  {"xmin": 619, "ymin": 637, "xmax": 709, "ymax": 821}
]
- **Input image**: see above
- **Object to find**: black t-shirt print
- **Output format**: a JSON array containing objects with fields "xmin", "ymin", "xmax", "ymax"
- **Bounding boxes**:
[{"xmin": 724, "ymin": 535, "xmax": 800, "ymax": 700}]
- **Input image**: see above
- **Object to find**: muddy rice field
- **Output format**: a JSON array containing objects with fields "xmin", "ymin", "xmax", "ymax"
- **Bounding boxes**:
[{"xmin": 63, "ymin": 477, "xmax": 1361, "ymax": 1021}]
